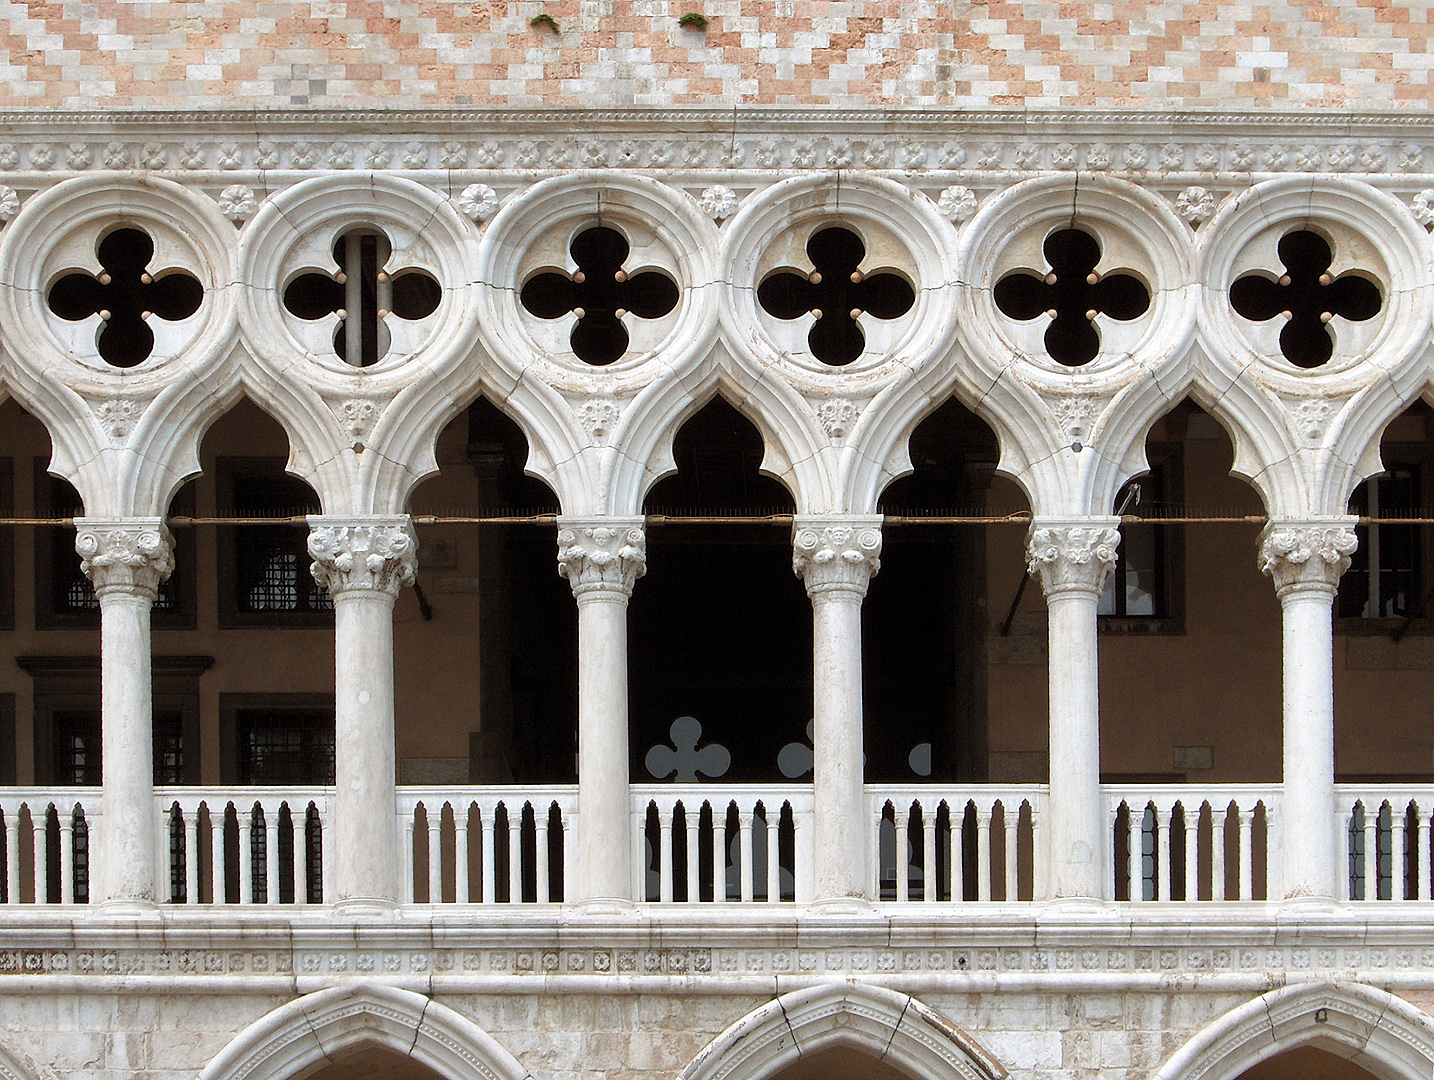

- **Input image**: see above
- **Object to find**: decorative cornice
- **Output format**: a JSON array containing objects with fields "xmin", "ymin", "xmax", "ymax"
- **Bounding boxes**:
[
  {"xmin": 1258, "ymin": 519, "xmax": 1359, "ymax": 599},
  {"xmin": 556, "ymin": 518, "xmax": 646, "ymax": 601},
  {"xmin": 306, "ymin": 516, "xmax": 417, "ymax": 599},
  {"xmin": 792, "ymin": 517, "xmax": 883, "ymax": 599},
  {"xmin": 73, "ymin": 518, "xmax": 174, "ymax": 601},
  {"xmin": 1026, "ymin": 519, "xmax": 1122, "ymax": 599}
]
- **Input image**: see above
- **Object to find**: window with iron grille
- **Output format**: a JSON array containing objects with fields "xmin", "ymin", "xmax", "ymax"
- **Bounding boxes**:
[
  {"xmin": 1098, "ymin": 445, "xmax": 1185, "ymax": 632},
  {"xmin": 236, "ymin": 708, "xmax": 335, "ymax": 784},
  {"xmin": 218, "ymin": 461, "xmax": 331, "ymax": 627},
  {"xmin": 1341, "ymin": 464, "xmax": 1424, "ymax": 621}
]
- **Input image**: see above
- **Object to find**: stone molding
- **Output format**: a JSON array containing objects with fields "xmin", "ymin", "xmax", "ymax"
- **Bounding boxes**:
[
  {"xmin": 1258, "ymin": 520, "xmax": 1359, "ymax": 599},
  {"xmin": 73, "ymin": 518, "xmax": 175, "ymax": 600},
  {"xmin": 792, "ymin": 517, "xmax": 883, "ymax": 599},
  {"xmin": 306, "ymin": 517, "xmax": 418, "ymax": 599},
  {"xmin": 1026, "ymin": 519, "xmax": 1122, "ymax": 599},
  {"xmin": 556, "ymin": 518, "xmax": 646, "ymax": 600}
]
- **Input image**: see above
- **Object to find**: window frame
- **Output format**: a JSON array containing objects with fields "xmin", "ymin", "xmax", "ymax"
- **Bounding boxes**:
[
  {"xmin": 219, "ymin": 693, "xmax": 337, "ymax": 786},
  {"xmin": 1337, "ymin": 441, "xmax": 1434, "ymax": 632},
  {"xmin": 1098, "ymin": 441, "xmax": 1186, "ymax": 635}
]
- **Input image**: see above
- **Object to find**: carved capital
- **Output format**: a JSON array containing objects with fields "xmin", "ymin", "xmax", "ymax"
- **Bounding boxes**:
[
  {"xmin": 307, "ymin": 516, "xmax": 417, "ymax": 598},
  {"xmin": 557, "ymin": 517, "xmax": 646, "ymax": 600},
  {"xmin": 1259, "ymin": 519, "xmax": 1358, "ymax": 599},
  {"xmin": 74, "ymin": 518, "xmax": 175, "ymax": 600},
  {"xmin": 792, "ymin": 517, "xmax": 882, "ymax": 599},
  {"xmin": 1026, "ymin": 518, "xmax": 1122, "ymax": 598}
]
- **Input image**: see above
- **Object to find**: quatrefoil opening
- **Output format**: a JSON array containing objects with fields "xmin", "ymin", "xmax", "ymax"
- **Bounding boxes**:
[
  {"xmin": 992, "ymin": 228, "xmax": 1151, "ymax": 366},
  {"xmin": 755, "ymin": 226, "xmax": 916, "ymax": 366},
  {"xmin": 47, "ymin": 227, "xmax": 203, "ymax": 368},
  {"xmin": 282, "ymin": 228, "xmax": 441, "ymax": 367},
  {"xmin": 520, "ymin": 226, "xmax": 680, "ymax": 366},
  {"xmin": 1229, "ymin": 230, "xmax": 1383, "ymax": 369}
]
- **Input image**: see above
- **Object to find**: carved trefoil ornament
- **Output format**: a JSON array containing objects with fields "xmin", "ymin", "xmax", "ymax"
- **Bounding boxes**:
[
  {"xmin": 1259, "ymin": 522, "xmax": 1358, "ymax": 595},
  {"xmin": 792, "ymin": 519, "xmax": 882, "ymax": 597},
  {"xmin": 308, "ymin": 518, "xmax": 418, "ymax": 597},
  {"xmin": 1026, "ymin": 522, "xmax": 1121, "ymax": 596},
  {"xmin": 75, "ymin": 519, "xmax": 176, "ymax": 598},
  {"xmin": 557, "ymin": 520, "xmax": 647, "ymax": 598},
  {"xmin": 815, "ymin": 397, "xmax": 859, "ymax": 440}
]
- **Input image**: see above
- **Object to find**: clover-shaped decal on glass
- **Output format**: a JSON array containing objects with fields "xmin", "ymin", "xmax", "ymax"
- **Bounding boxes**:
[
  {"xmin": 756, "ymin": 226, "xmax": 915, "ymax": 366},
  {"xmin": 645, "ymin": 716, "xmax": 731, "ymax": 782},
  {"xmin": 1229, "ymin": 230, "xmax": 1382, "ymax": 368},
  {"xmin": 993, "ymin": 228, "xmax": 1150, "ymax": 366},
  {"xmin": 282, "ymin": 229, "xmax": 441, "ymax": 367},
  {"xmin": 47, "ymin": 227, "xmax": 203, "ymax": 367},
  {"xmin": 520, "ymin": 226, "xmax": 679, "ymax": 366}
]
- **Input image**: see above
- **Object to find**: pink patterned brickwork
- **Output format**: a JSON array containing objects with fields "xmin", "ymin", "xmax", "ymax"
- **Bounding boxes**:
[{"xmin": 0, "ymin": 0, "xmax": 1430, "ymax": 109}]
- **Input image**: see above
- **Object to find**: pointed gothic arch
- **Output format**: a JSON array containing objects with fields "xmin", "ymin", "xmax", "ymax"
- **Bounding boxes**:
[
  {"xmin": 198, "ymin": 986, "xmax": 531, "ymax": 1080},
  {"xmin": 1154, "ymin": 983, "xmax": 1434, "ymax": 1080},
  {"xmin": 678, "ymin": 984, "xmax": 1007, "ymax": 1080}
]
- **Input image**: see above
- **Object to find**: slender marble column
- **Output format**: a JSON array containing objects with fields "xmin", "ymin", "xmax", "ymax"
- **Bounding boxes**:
[
  {"xmin": 75, "ymin": 518, "xmax": 175, "ymax": 910},
  {"xmin": 308, "ymin": 516, "xmax": 417, "ymax": 913},
  {"xmin": 557, "ymin": 518, "xmax": 646, "ymax": 905},
  {"xmin": 1027, "ymin": 518, "xmax": 1120, "ymax": 901},
  {"xmin": 1258, "ymin": 519, "xmax": 1357, "ymax": 901},
  {"xmin": 793, "ymin": 517, "xmax": 882, "ymax": 903}
]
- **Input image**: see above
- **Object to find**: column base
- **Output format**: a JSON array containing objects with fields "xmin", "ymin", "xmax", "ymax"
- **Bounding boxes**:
[
  {"xmin": 95, "ymin": 899, "xmax": 162, "ymax": 919},
  {"xmin": 806, "ymin": 896, "xmax": 878, "ymax": 917},
  {"xmin": 568, "ymin": 897, "xmax": 638, "ymax": 917},
  {"xmin": 1278, "ymin": 892, "xmax": 1341, "ymax": 915},
  {"xmin": 1039, "ymin": 895, "xmax": 1118, "ymax": 918},
  {"xmin": 334, "ymin": 897, "xmax": 401, "ymax": 918}
]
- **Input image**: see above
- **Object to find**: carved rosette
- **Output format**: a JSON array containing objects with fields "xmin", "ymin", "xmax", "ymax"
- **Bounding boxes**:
[
  {"xmin": 1259, "ymin": 521, "xmax": 1358, "ymax": 598},
  {"xmin": 556, "ymin": 519, "xmax": 647, "ymax": 600},
  {"xmin": 792, "ymin": 518, "xmax": 883, "ymax": 599},
  {"xmin": 74, "ymin": 519, "xmax": 175, "ymax": 600},
  {"xmin": 1026, "ymin": 520, "xmax": 1122, "ymax": 598},
  {"xmin": 307, "ymin": 517, "xmax": 418, "ymax": 599}
]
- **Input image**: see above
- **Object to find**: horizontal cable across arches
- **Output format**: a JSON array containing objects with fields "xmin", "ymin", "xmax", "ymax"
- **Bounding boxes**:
[{"xmin": 0, "ymin": 513, "xmax": 1427, "ymax": 526}]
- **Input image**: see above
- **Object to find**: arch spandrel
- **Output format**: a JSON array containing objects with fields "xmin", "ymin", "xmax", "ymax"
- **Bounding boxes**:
[
  {"xmin": 199, "ymin": 986, "xmax": 532, "ymax": 1080},
  {"xmin": 679, "ymin": 984, "xmax": 1007, "ymax": 1080},
  {"xmin": 1155, "ymin": 983, "xmax": 1434, "ymax": 1080}
]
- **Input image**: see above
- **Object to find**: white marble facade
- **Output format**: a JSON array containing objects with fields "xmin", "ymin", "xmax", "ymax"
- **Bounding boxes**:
[{"xmin": 0, "ymin": 108, "xmax": 1432, "ymax": 1080}]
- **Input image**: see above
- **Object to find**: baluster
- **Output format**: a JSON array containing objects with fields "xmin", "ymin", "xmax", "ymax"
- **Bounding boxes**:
[
  {"xmin": 291, "ymin": 806, "xmax": 305, "ymax": 908},
  {"xmin": 739, "ymin": 808, "xmax": 754, "ymax": 903},
  {"xmin": 1420, "ymin": 805, "xmax": 1432, "ymax": 902},
  {"xmin": 1364, "ymin": 804, "xmax": 1379, "ymax": 901},
  {"xmin": 951, "ymin": 805, "xmax": 966, "ymax": 902},
  {"xmin": 1004, "ymin": 804, "xmax": 1020, "ymax": 901},
  {"xmin": 1394, "ymin": 803, "xmax": 1409, "ymax": 901},
  {"xmin": 427, "ymin": 804, "xmax": 443, "ymax": 904},
  {"xmin": 1158, "ymin": 803, "xmax": 1174, "ymax": 901},
  {"xmin": 561, "ymin": 812, "xmax": 572, "ymax": 902},
  {"xmin": 402, "ymin": 809, "xmax": 416, "ymax": 905},
  {"xmin": 766, "ymin": 806, "xmax": 780, "ymax": 903},
  {"xmin": 976, "ymin": 804, "xmax": 992, "ymax": 902},
  {"xmin": 659, "ymin": 802, "xmax": 674, "ymax": 904},
  {"xmin": 1183, "ymin": 804, "xmax": 1199, "ymax": 902},
  {"xmin": 535, "ymin": 805, "xmax": 549, "ymax": 903},
  {"xmin": 795, "ymin": 803, "xmax": 815, "ymax": 905},
  {"xmin": 1239, "ymin": 807, "xmax": 1254, "ymax": 901},
  {"xmin": 59, "ymin": 808, "xmax": 75, "ymax": 905},
  {"xmin": 507, "ymin": 804, "xmax": 522, "ymax": 903},
  {"xmin": 32, "ymin": 805, "xmax": 48, "ymax": 904},
  {"xmin": 265, "ymin": 806, "xmax": 281, "ymax": 905},
  {"xmin": 872, "ymin": 810, "xmax": 884, "ymax": 900},
  {"xmin": 1128, "ymin": 803, "xmax": 1144, "ymax": 902},
  {"xmin": 481, "ymin": 806, "xmax": 496, "ymax": 904},
  {"xmin": 4, "ymin": 808, "xmax": 18, "ymax": 904},
  {"xmin": 633, "ymin": 807, "xmax": 646, "ymax": 901},
  {"xmin": 710, "ymin": 804, "xmax": 725, "ymax": 904},
  {"xmin": 923, "ymin": 806, "xmax": 937, "ymax": 902},
  {"xmin": 454, "ymin": 805, "xmax": 470, "ymax": 904},
  {"xmin": 318, "ymin": 806, "xmax": 334, "ymax": 905},
  {"xmin": 184, "ymin": 806, "xmax": 199, "ymax": 905},
  {"xmin": 1212, "ymin": 804, "xmax": 1227, "ymax": 902},
  {"xmin": 209, "ymin": 805, "xmax": 224, "ymax": 904},
  {"xmin": 894, "ymin": 807, "xmax": 909, "ymax": 903},
  {"xmin": 238, "ymin": 810, "xmax": 254, "ymax": 904},
  {"xmin": 685, "ymin": 808, "xmax": 700, "ymax": 904}
]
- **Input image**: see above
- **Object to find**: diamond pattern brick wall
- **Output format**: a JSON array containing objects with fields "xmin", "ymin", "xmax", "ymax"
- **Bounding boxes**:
[{"xmin": 0, "ymin": 0, "xmax": 1430, "ymax": 110}]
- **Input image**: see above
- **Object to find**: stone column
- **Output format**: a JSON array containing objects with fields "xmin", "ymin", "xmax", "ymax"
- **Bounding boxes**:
[
  {"xmin": 1258, "ymin": 519, "xmax": 1357, "ymax": 901},
  {"xmin": 1026, "ymin": 519, "xmax": 1121, "ymax": 901},
  {"xmin": 792, "ymin": 517, "xmax": 882, "ymax": 904},
  {"xmin": 307, "ymin": 516, "xmax": 417, "ymax": 913},
  {"xmin": 75, "ymin": 519, "xmax": 175, "ymax": 910},
  {"xmin": 557, "ymin": 518, "xmax": 646, "ymax": 906}
]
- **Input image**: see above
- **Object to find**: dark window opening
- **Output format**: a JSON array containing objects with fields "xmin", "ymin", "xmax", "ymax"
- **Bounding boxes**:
[
  {"xmin": 47, "ymin": 227, "xmax": 203, "ymax": 368},
  {"xmin": 520, "ymin": 225, "xmax": 679, "ymax": 366},
  {"xmin": 53, "ymin": 710, "xmax": 100, "ymax": 786},
  {"xmin": 1230, "ymin": 229, "xmax": 1382, "ymax": 368},
  {"xmin": 993, "ymin": 227, "xmax": 1150, "ymax": 366},
  {"xmin": 1342, "ymin": 466, "xmax": 1423, "ymax": 620},
  {"xmin": 236, "ymin": 708, "xmax": 335, "ymax": 785},
  {"xmin": 756, "ymin": 225, "xmax": 916, "ymax": 366},
  {"xmin": 1099, "ymin": 449, "xmax": 1182, "ymax": 622},
  {"xmin": 282, "ymin": 229, "xmax": 441, "ymax": 367}
]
